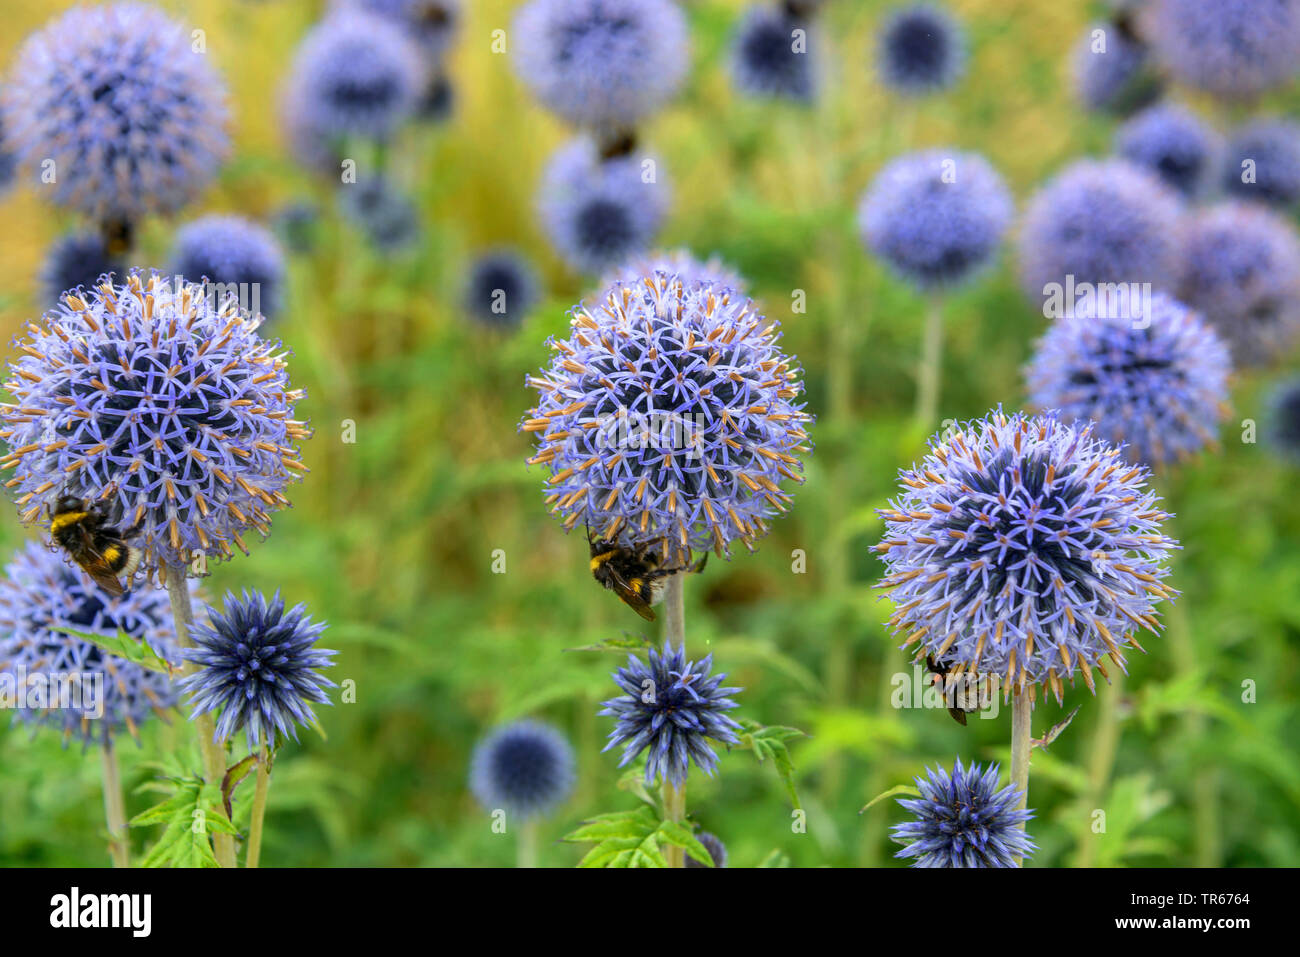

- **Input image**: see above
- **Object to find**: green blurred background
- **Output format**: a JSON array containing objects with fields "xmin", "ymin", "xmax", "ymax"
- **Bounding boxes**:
[{"xmin": 1, "ymin": 0, "xmax": 1297, "ymax": 867}]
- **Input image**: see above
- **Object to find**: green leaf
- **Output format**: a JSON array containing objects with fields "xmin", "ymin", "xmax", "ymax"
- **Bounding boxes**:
[
  {"xmin": 733, "ymin": 718, "xmax": 806, "ymax": 810},
  {"xmin": 564, "ymin": 806, "xmax": 713, "ymax": 868},
  {"xmin": 860, "ymin": 783, "xmax": 920, "ymax": 813},
  {"xmin": 54, "ymin": 626, "xmax": 178, "ymax": 676},
  {"xmin": 757, "ymin": 848, "xmax": 792, "ymax": 868},
  {"xmin": 563, "ymin": 633, "xmax": 655, "ymax": 654},
  {"xmin": 131, "ymin": 769, "xmax": 236, "ymax": 868}
]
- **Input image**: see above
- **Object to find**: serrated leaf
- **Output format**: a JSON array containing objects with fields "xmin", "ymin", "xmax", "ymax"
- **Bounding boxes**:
[
  {"xmin": 566, "ymin": 805, "xmax": 714, "ymax": 869},
  {"xmin": 131, "ymin": 771, "xmax": 236, "ymax": 868},
  {"xmin": 615, "ymin": 766, "xmax": 661, "ymax": 811},
  {"xmin": 1031, "ymin": 705, "xmax": 1081, "ymax": 751},
  {"xmin": 657, "ymin": 819, "xmax": 713, "ymax": 867},
  {"xmin": 55, "ymin": 625, "xmax": 178, "ymax": 676},
  {"xmin": 733, "ymin": 719, "xmax": 806, "ymax": 809},
  {"xmin": 563, "ymin": 633, "xmax": 655, "ymax": 654},
  {"xmin": 860, "ymin": 783, "xmax": 920, "ymax": 813}
]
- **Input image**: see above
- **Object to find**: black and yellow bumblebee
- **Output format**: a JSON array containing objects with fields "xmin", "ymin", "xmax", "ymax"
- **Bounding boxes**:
[
  {"xmin": 48, "ymin": 495, "xmax": 143, "ymax": 597},
  {"xmin": 925, "ymin": 655, "xmax": 981, "ymax": 726},
  {"xmin": 587, "ymin": 529, "xmax": 707, "ymax": 622}
]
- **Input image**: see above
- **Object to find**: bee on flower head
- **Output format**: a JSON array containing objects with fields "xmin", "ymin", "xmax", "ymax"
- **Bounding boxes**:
[
  {"xmin": 587, "ymin": 527, "xmax": 706, "ymax": 622},
  {"xmin": 47, "ymin": 494, "xmax": 143, "ymax": 597}
]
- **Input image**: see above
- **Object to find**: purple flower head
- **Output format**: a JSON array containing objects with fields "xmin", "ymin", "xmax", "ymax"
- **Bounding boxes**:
[
  {"xmin": 892, "ymin": 759, "xmax": 1035, "ymax": 868},
  {"xmin": 1176, "ymin": 202, "xmax": 1300, "ymax": 367},
  {"xmin": 876, "ymin": 408, "xmax": 1178, "ymax": 700},
  {"xmin": 1115, "ymin": 103, "xmax": 1221, "ymax": 198},
  {"xmin": 600, "ymin": 641, "xmax": 742, "ymax": 787},
  {"xmin": 171, "ymin": 215, "xmax": 287, "ymax": 321},
  {"xmin": 340, "ymin": 175, "xmax": 421, "ymax": 251},
  {"xmin": 537, "ymin": 138, "xmax": 671, "ymax": 276},
  {"xmin": 1, "ymin": 270, "xmax": 312, "ymax": 577},
  {"xmin": 685, "ymin": 831, "xmax": 727, "ymax": 868},
  {"xmin": 1017, "ymin": 159, "xmax": 1183, "ymax": 308},
  {"xmin": 40, "ymin": 233, "xmax": 124, "ymax": 309},
  {"xmin": 1, "ymin": 3, "xmax": 229, "ymax": 224},
  {"xmin": 334, "ymin": 0, "xmax": 460, "ymax": 61},
  {"xmin": 1027, "ymin": 290, "xmax": 1231, "ymax": 468},
  {"xmin": 512, "ymin": 0, "xmax": 689, "ymax": 134},
  {"xmin": 0, "ymin": 542, "xmax": 183, "ymax": 749},
  {"xmin": 1222, "ymin": 118, "xmax": 1300, "ymax": 209},
  {"xmin": 876, "ymin": 3, "xmax": 966, "ymax": 96},
  {"xmin": 464, "ymin": 249, "xmax": 541, "ymax": 328},
  {"xmin": 282, "ymin": 10, "xmax": 424, "ymax": 142},
  {"xmin": 469, "ymin": 720, "xmax": 576, "ymax": 818},
  {"xmin": 523, "ymin": 273, "xmax": 812, "ymax": 563},
  {"xmin": 600, "ymin": 249, "xmax": 748, "ymax": 298},
  {"xmin": 1070, "ymin": 19, "xmax": 1161, "ymax": 114},
  {"xmin": 1148, "ymin": 0, "xmax": 1300, "ymax": 100},
  {"xmin": 179, "ymin": 589, "xmax": 336, "ymax": 751},
  {"xmin": 730, "ymin": 5, "xmax": 820, "ymax": 103},
  {"xmin": 0, "ymin": 90, "xmax": 15, "ymax": 195},
  {"xmin": 1265, "ymin": 377, "xmax": 1300, "ymax": 461},
  {"xmin": 859, "ymin": 150, "xmax": 1012, "ymax": 291}
]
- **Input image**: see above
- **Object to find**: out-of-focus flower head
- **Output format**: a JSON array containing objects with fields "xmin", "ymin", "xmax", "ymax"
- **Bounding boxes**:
[
  {"xmin": 1115, "ymin": 103, "xmax": 1220, "ymax": 198},
  {"xmin": 340, "ymin": 175, "xmax": 422, "ymax": 251},
  {"xmin": 1221, "ymin": 118, "xmax": 1300, "ymax": 209},
  {"xmin": 1146, "ymin": 0, "xmax": 1300, "ymax": 100},
  {"xmin": 600, "ymin": 249, "xmax": 748, "ymax": 298},
  {"xmin": 1, "ymin": 3, "xmax": 228, "ymax": 224},
  {"xmin": 0, "ymin": 270, "xmax": 312, "ymax": 577},
  {"xmin": 730, "ymin": 5, "xmax": 820, "ymax": 103},
  {"xmin": 1264, "ymin": 377, "xmax": 1300, "ymax": 461},
  {"xmin": 1070, "ymin": 18, "xmax": 1162, "ymax": 114},
  {"xmin": 469, "ymin": 720, "xmax": 576, "ymax": 818},
  {"xmin": 464, "ymin": 249, "xmax": 542, "ymax": 329},
  {"xmin": 335, "ymin": 0, "xmax": 460, "ymax": 61},
  {"xmin": 171, "ymin": 215, "xmax": 287, "ymax": 321},
  {"xmin": 876, "ymin": 3, "xmax": 966, "ymax": 96},
  {"xmin": 40, "ymin": 233, "xmax": 124, "ymax": 309},
  {"xmin": 686, "ymin": 831, "xmax": 727, "ymax": 868}
]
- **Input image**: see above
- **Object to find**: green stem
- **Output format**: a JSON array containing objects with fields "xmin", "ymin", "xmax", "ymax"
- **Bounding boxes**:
[
  {"xmin": 101, "ymin": 738, "xmax": 129, "ymax": 868},
  {"xmin": 165, "ymin": 563, "xmax": 237, "ymax": 869},
  {"xmin": 914, "ymin": 297, "xmax": 944, "ymax": 427},
  {"xmin": 517, "ymin": 818, "xmax": 539, "ymax": 869},
  {"xmin": 1009, "ymin": 690, "xmax": 1033, "ymax": 867},
  {"xmin": 662, "ymin": 573, "xmax": 687, "ymax": 868},
  {"xmin": 245, "ymin": 748, "xmax": 272, "ymax": 869}
]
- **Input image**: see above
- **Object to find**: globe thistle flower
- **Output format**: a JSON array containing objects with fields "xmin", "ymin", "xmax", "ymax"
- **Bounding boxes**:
[
  {"xmin": 0, "ymin": 270, "xmax": 312, "ymax": 576},
  {"xmin": 465, "ymin": 249, "xmax": 541, "ymax": 329},
  {"xmin": 1027, "ymin": 291, "xmax": 1231, "ymax": 468},
  {"xmin": 1222, "ymin": 118, "xmax": 1300, "ymax": 209},
  {"xmin": 876, "ymin": 3, "xmax": 966, "ymax": 96},
  {"xmin": 537, "ymin": 138, "xmax": 670, "ymax": 276},
  {"xmin": 1, "ymin": 3, "xmax": 228, "ymax": 226},
  {"xmin": 1115, "ymin": 104, "xmax": 1220, "ymax": 198},
  {"xmin": 876, "ymin": 408, "xmax": 1178, "ymax": 700},
  {"xmin": 512, "ymin": 0, "xmax": 689, "ymax": 134},
  {"xmin": 335, "ymin": 0, "xmax": 460, "ymax": 60},
  {"xmin": 272, "ymin": 202, "xmax": 321, "ymax": 256},
  {"xmin": 0, "ymin": 542, "xmax": 182, "ymax": 748},
  {"xmin": 469, "ymin": 720, "xmax": 576, "ymax": 818},
  {"xmin": 1070, "ymin": 19, "xmax": 1161, "ymax": 114},
  {"xmin": 685, "ymin": 831, "xmax": 727, "ymax": 868},
  {"xmin": 1017, "ymin": 159, "xmax": 1183, "ymax": 308},
  {"xmin": 178, "ymin": 590, "xmax": 336, "ymax": 750},
  {"xmin": 1264, "ymin": 378, "xmax": 1300, "ymax": 461},
  {"xmin": 600, "ymin": 642, "xmax": 742, "ymax": 787},
  {"xmin": 340, "ymin": 176, "xmax": 421, "ymax": 251},
  {"xmin": 171, "ymin": 215, "xmax": 287, "ymax": 321},
  {"xmin": 282, "ymin": 10, "xmax": 424, "ymax": 143},
  {"xmin": 859, "ymin": 150, "xmax": 1012, "ymax": 291},
  {"xmin": 1176, "ymin": 203, "xmax": 1300, "ymax": 367},
  {"xmin": 730, "ymin": 5, "xmax": 820, "ymax": 104},
  {"xmin": 0, "ymin": 96, "xmax": 15, "ymax": 196},
  {"xmin": 892, "ymin": 759, "xmax": 1035, "ymax": 868},
  {"xmin": 1147, "ymin": 0, "xmax": 1300, "ymax": 100},
  {"xmin": 40, "ymin": 233, "xmax": 124, "ymax": 308},
  {"xmin": 600, "ymin": 249, "xmax": 748, "ymax": 298},
  {"xmin": 523, "ymin": 273, "xmax": 812, "ymax": 563}
]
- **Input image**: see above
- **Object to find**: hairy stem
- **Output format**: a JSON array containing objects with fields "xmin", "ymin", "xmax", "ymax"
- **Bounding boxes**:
[
  {"xmin": 662, "ymin": 573, "xmax": 687, "ymax": 868},
  {"xmin": 101, "ymin": 738, "xmax": 129, "ymax": 868},
  {"xmin": 517, "ymin": 817, "xmax": 539, "ymax": 869},
  {"xmin": 1010, "ymin": 690, "xmax": 1033, "ymax": 867},
  {"xmin": 245, "ymin": 748, "xmax": 272, "ymax": 869},
  {"xmin": 915, "ymin": 297, "xmax": 944, "ymax": 427},
  {"xmin": 165, "ymin": 563, "xmax": 237, "ymax": 869}
]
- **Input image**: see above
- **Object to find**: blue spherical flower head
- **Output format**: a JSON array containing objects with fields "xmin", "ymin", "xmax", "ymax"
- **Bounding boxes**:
[
  {"xmin": 340, "ymin": 175, "xmax": 422, "ymax": 251},
  {"xmin": 1264, "ymin": 377, "xmax": 1300, "ymax": 461},
  {"xmin": 1116, "ymin": 104, "xmax": 1220, "ymax": 198},
  {"xmin": 469, "ymin": 720, "xmax": 576, "ymax": 818},
  {"xmin": 1177, "ymin": 203, "xmax": 1300, "ymax": 367},
  {"xmin": 1, "ymin": 3, "xmax": 229, "ymax": 226},
  {"xmin": 171, "ymin": 215, "xmax": 287, "ymax": 321},
  {"xmin": 730, "ymin": 5, "xmax": 820, "ymax": 103},
  {"xmin": 512, "ymin": 0, "xmax": 689, "ymax": 134},
  {"xmin": 1070, "ymin": 18, "xmax": 1162, "ymax": 114},
  {"xmin": 876, "ymin": 409, "xmax": 1178, "ymax": 700},
  {"xmin": 892, "ymin": 759, "xmax": 1035, "ymax": 868},
  {"xmin": 1027, "ymin": 291, "xmax": 1231, "ymax": 468},
  {"xmin": 282, "ymin": 10, "xmax": 424, "ymax": 142},
  {"xmin": 179, "ymin": 590, "xmax": 336, "ymax": 750},
  {"xmin": 0, "ymin": 542, "xmax": 183, "ymax": 748},
  {"xmin": 1, "ymin": 270, "xmax": 312, "ymax": 577},
  {"xmin": 523, "ymin": 274, "xmax": 812, "ymax": 564},
  {"xmin": 877, "ymin": 4, "xmax": 966, "ymax": 96},
  {"xmin": 1222, "ymin": 118, "xmax": 1300, "ymax": 209},
  {"xmin": 465, "ymin": 249, "xmax": 541, "ymax": 329},
  {"xmin": 1018, "ymin": 159, "xmax": 1183, "ymax": 308},
  {"xmin": 600, "ymin": 642, "xmax": 742, "ymax": 787},
  {"xmin": 601, "ymin": 248, "xmax": 748, "ymax": 299},
  {"xmin": 859, "ymin": 150, "xmax": 1012, "ymax": 291},
  {"xmin": 685, "ymin": 831, "xmax": 727, "ymax": 868},
  {"xmin": 1148, "ymin": 0, "xmax": 1300, "ymax": 100},
  {"xmin": 335, "ymin": 0, "xmax": 460, "ymax": 60},
  {"xmin": 538, "ymin": 138, "xmax": 671, "ymax": 276},
  {"xmin": 40, "ymin": 233, "xmax": 124, "ymax": 308}
]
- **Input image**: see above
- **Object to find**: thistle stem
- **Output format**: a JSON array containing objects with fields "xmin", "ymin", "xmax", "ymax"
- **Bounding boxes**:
[
  {"xmin": 915, "ymin": 296, "xmax": 944, "ymax": 427},
  {"xmin": 165, "ymin": 563, "xmax": 237, "ymax": 869},
  {"xmin": 517, "ymin": 818, "xmax": 539, "ymax": 869},
  {"xmin": 1009, "ymin": 690, "xmax": 1032, "ymax": 867},
  {"xmin": 662, "ymin": 573, "xmax": 687, "ymax": 868},
  {"xmin": 101, "ymin": 738, "xmax": 129, "ymax": 868},
  {"xmin": 245, "ymin": 748, "xmax": 272, "ymax": 869}
]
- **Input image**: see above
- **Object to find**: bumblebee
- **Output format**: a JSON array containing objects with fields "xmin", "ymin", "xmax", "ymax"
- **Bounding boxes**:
[
  {"xmin": 48, "ymin": 495, "xmax": 143, "ymax": 597},
  {"xmin": 587, "ymin": 530, "xmax": 707, "ymax": 622},
  {"xmin": 925, "ymin": 655, "xmax": 982, "ymax": 726}
]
